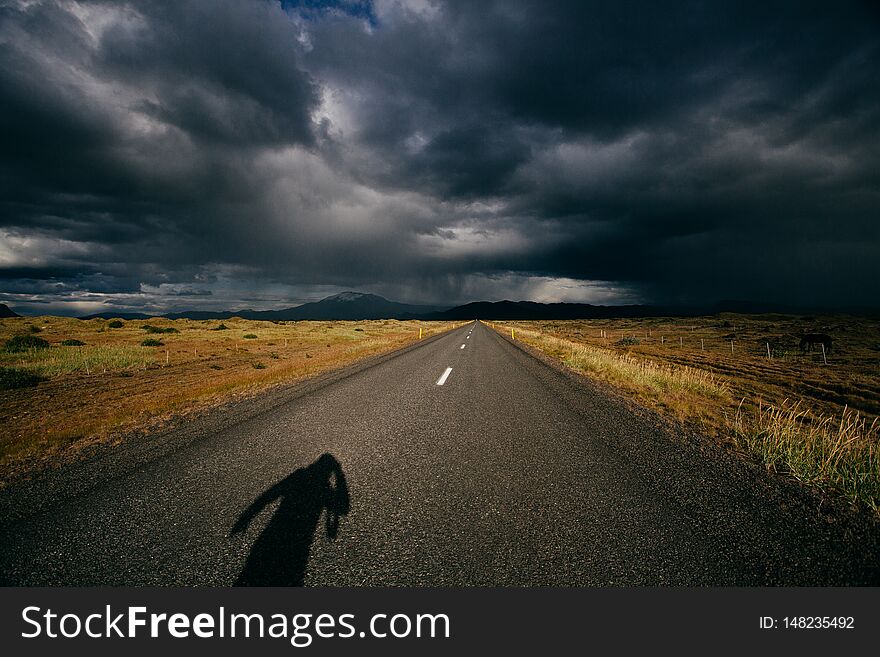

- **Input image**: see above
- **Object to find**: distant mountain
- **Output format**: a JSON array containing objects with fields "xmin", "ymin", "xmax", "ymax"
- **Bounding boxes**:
[
  {"xmin": 163, "ymin": 310, "xmax": 239, "ymax": 320},
  {"xmin": 81, "ymin": 292, "xmax": 448, "ymax": 321},
  {"xmin": 0, "ymin": 303, "xmax": 19, "ymax": 318},
  {"xmin": 234, "ymin": 292, "xmax": 445, "ymax": 321},
  {"xmin": 83, "ymin": 312, "xmax": 155, "ymax": 320},
  {"xmin": 425, "ymin": 299, "xmax": 863, "ymax": 320},
  {"xmin": 425, "ymin": 300, "xmax": 679, "ymax": 320},
  {"xmin": 79, "ymin": 295, "xmax": 876, "ymax": 322},
  {"xmin": 708, "ymin": 300, "xmax": 803, "ymax": 315}
]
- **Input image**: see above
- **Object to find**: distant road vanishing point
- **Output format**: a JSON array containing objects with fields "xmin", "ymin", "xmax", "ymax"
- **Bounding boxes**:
[{"xmin": 1, "ymin": 321, "xmax": 877, "ymax": 585}]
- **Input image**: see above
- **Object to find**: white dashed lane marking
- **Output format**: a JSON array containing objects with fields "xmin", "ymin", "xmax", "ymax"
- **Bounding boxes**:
[{"xmin": 436, "ymin": 367, "xmax": 453, "ymax": 386}]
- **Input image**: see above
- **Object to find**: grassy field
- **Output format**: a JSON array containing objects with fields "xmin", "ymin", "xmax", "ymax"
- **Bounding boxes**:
[
  {"xmin": 0, "ymin": 316, "xmax": 452, "ymax": 483},
  {"xmin": 492, "ymin": 315, "xmax": 880, "ymax": 511}
]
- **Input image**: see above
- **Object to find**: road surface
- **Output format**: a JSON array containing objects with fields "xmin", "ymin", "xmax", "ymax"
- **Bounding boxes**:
[{"xmin": 1, "ymin": 321, "xmax": 878, "ymax": 585}]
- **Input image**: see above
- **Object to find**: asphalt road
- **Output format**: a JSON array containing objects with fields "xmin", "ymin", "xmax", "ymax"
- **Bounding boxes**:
[{"xmin": 1, "ymin": 321, "xmax": 878, "ymax": 585}]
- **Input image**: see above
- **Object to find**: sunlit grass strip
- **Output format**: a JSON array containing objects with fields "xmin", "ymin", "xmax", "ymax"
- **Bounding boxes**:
[
  {"xmin": 2, "ymin": 345, "xmax": 155, "ymax": 376},
  {"xmin": 732, "ymin": 401, "xmax": 880, "ymax": 510},
  {"xmin": 512, "ymin": 328, "xmax": 730, "ymax": 399}
]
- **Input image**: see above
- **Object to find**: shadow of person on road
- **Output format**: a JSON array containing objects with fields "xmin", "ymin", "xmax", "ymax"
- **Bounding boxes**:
[{"xmin": 231, "ymin": 453, "xmax": 350, "ymax": 586}]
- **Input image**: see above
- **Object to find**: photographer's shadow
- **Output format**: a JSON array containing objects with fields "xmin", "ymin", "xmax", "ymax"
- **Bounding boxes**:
[{"xmin": 231, "ymin": 453, "xmax": 350, "ymax": 586}]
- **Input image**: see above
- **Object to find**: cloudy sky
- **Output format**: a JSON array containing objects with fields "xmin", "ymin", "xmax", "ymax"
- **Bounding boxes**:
[{"xmin": 1, "ymin": 0, "xmax": 878, "ymax": 315}]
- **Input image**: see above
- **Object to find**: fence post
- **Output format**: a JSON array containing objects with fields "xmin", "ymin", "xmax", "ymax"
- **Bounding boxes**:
[
  {"xmin": 766, "ymin": 342, "xmax": 771, "ymax": 360},
  {"xmin": 821, "ymin": 342, "xmax": 827, "ymax": 365}
]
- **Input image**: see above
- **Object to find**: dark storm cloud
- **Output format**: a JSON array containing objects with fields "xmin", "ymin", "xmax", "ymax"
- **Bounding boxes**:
[{"xmin": 0, "ymin": 0, "xmax": 878, "ymax": 314}]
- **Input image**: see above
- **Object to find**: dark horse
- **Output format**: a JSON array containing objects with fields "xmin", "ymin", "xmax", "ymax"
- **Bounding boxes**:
[
  {"xmin": 800, "ymin": 333, "xmax": 832, "ymax": 354},
  {"xmin": 231, "ymin": 453, "xmax": 349, "ymax": 586}
]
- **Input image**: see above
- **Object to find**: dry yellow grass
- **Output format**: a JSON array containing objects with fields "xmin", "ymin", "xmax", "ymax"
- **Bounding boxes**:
[
  {"xmin": 492, "ymin": 316, "xmax": 880, "ymax": 510},
  {"xmin": 505, "ymin": 327, "xmax": 730, "ymax": 425},
  {"xmin": 0, "ymin": 316, "xmax": 452, "ymax": 482}
]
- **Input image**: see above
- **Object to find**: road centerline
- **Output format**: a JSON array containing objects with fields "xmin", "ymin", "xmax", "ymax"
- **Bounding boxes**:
[{"xmin": 436, "ymin": 366, "xmax": 453, "ymax": 386}]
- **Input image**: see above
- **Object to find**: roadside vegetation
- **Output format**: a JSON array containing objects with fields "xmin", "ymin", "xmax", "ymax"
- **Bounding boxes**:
[
  {"xmin": 0, "ymin": 317, "xmax": 453, "ymax": 483},
  {"xmin": 732, "ymin": 401, "xmax": 878, "ymax": 509},
  {"xmin": 495, "ymin": 317, "xmax": 880, "ymax": 512}
]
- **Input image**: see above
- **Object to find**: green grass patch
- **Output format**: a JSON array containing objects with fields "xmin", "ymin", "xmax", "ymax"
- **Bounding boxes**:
[
  {"xmin": 732, "ymin": 401, "xmax": 880, "ymax": 510},
  {"xmin": 1, "ymin": 345, "xmax": 154, "ymax": 376}
]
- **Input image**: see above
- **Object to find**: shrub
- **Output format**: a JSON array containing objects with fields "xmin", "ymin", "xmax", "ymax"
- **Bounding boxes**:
[
  {"xmin": 252, "ymin": 361, "xmax": 266, "ymax": 369},
  {"xmin": 107, "ymin": 319, "xmax": 124, "ymax": 328},
  {"xmin": 61, "ymin": 339, "xmax": 85, "ymax": 346},
  {"xmin": 4, "ymin": 334, "xmax": 50, "ymax": 352},
  {"xmin": 616, "ymin": 336, "xmax": 640, "ymax": 346},
  {"xmin": 0, "ymin": 367, "xmax": 46, "ymax": 390},
  {"xmin": 28, "ymin": 325, "xmax": 42, "ymax": 333},
  {"xmin": 243, "ymin": 334, "xmax": 257, "ymax": 339},
  {"xmin": 142, "ymin": 324, "xmax": 178, "ymax": 334},
  {"xmin": 141, "ymin": 338, "xmax": 164, "ymax": 347},
  {"xmin": 212, "ymin": 323, "xmax": 229, "ymax": 331}
]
